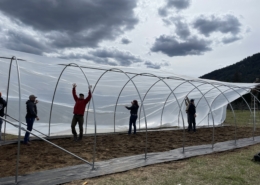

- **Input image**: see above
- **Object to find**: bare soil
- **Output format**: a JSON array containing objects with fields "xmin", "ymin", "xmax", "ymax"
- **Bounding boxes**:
[{"xmin": 0, "ymin": 126, "xmax": 259, "ymax": 178}]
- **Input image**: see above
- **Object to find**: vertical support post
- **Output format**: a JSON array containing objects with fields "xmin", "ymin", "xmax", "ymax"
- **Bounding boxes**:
[
  {"xmin": 3, "ymin": 57, "xmax": 14, "ymax": 142},
  {"xmin": 14, "ymin": 57, "xmax": 22, "ymax": 183},
  {"xmin": 208, "ymin": 113, "xmax": 210, "ymax": 127},
  {"xmin": 253, "ymin": 96, "xmax": 255, "ymax": 140}
]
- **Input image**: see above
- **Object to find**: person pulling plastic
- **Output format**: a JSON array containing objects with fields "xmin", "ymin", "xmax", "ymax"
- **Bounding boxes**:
[
  {"xmin": 71, "ymin": 83, "xmax": 92, "ymax": 141},
  {"xmin": 187, "ymin": 99, "xmax": 196, "ymax": 132},
  {"xmin": 125, "ymin": 100, "xmax": 139, "ymax": 135}
]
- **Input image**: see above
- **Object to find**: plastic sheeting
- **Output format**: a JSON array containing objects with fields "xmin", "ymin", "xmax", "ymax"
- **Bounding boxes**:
[{"xmin": 0, "ymin": 48, "xmax": 257, "ymax": 136}]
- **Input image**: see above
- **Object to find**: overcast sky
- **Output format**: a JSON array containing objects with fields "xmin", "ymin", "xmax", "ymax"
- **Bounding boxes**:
[{"xmin": 0, "ymin": 0, "xmax": 259, "ymax": 77}]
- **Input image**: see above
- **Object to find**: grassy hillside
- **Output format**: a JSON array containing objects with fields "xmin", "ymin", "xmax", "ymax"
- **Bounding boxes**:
[{"xmin": 200, "ymin": 53, "xmax": 260, "ymax": 82}]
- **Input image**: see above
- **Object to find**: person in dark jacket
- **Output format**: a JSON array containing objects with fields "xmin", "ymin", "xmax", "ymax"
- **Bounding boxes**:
[
  {"xmin": 0, "ymin": 92, "xmax": 7, "ymax": 141},
  {"xmin": 125, "ymin": 100, "xmax": 139, "ymax": 135},
  {"xmin": 24, "ymin": 94, "xmax": 39, "ymax": 145},
  {"xmin": 187, "ymin": 99, "xmax": 196, "ymax": 132},
  {"xmin": 71, "ymin": 83, "xmax": 92, "ymax": 141}
]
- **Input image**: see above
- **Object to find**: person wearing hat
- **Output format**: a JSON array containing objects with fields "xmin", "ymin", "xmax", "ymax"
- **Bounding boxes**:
[
  {"xmin": 0, "ymin": 92, "xmax": 7, "ymax": 141},
  {"xmin": 187, "ymin": 99, "xmax": 196, "ymax": 132},
  {"xmin": 125, "ymin": 100, "xmax": 139, "ymax": 135},
  {"xmin": 71, "ymin": 83, "xmax": 92, "ymax": 141},
  {"xmin": 24, "ymin": 94, "xmax": 39, "ymax": 145}
]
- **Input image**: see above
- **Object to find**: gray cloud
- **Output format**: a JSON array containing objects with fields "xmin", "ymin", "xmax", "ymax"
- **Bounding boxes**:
[
  {"xmin": 89, "ymin": 49, "xmax": 143, "ymax": 66},
  {"xmin": 121, "ymin": 38, "xmax": 131, "ymax": 45},
  {"xmin": 0, "ymin": 0, "xmax": 138, "ymax": 49},
  {"xmin": 60, "ymin": 48, "xmax": 144, "ymax": 66},
  {"xmin": 158, "ymin": 8, "xmax": 168, "ymax": 17},
  {"xmin": 1, "ymin": 30, "xmax": 50, "ymax": 55},
  {"xmin": 144, "ymin": 61, "xmax": 161, "ymax": 69},
  {"xmin": 158, "ymin": 0, "xmax": 191, "ymax": 17},
  {"xmin": 222, "ymin": 35, "xmax": 242, "ymax": 44},
  {"xmin": 173, "ymin": 18, "xmax": 191, "ymax": 39},
  {"xmin": 151, "ymin": 35, "xmax": 211, "ymax": 57},
  {"xmin": 60, "ymin": 53, "xmax": 118, "ymax": 66},
  {"xmin": 144, "ymin": 61, "xmax": 170, "ymax": 69},
  {"xmin": 193, "ymin": 14, "xmax": 241, "ymax": 37},
  {"xmin": 167, "ymin": 0, "xmax": 191, "ymax": 9}
]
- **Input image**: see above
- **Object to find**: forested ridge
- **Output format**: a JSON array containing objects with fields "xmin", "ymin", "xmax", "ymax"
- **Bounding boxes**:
[{"xmin": 200, "ymin": 53, "xmax": 260, "ymax": 82}]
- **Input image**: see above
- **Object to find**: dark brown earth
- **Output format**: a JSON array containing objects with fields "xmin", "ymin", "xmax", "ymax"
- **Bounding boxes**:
[{"xmin": 0, "ymin": 126, "xmax": 259, "ymax": 178}]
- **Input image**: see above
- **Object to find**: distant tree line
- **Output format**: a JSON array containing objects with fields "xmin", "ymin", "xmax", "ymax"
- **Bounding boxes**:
[
  {"xmin": 200, "ymin": 53, "xmax": 260, "ymax": 83},
  {"xmin": 200, "ymin": 52, "xmax": 260, "ymax": 105}
]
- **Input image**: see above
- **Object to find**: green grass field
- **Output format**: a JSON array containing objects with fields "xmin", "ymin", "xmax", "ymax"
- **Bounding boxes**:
[
  {"xmin": 224, "ymin": 110, "xmax": 260, "ymax": 127},
  {"xmin": 66, "ymin": 143, "xmax": 260, "ymax": 185},
  {"xmin": 64, "ymin": 110, "xmax": 260, "ymax": 185}
]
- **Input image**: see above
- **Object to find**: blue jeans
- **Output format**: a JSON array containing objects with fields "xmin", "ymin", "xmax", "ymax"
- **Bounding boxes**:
[
  {"xmin": 24, "ymin": 117, "xmax": 35, "ymax": 143},
  {"xmin": 0, "ymin": 118, "xmax": 2, "ymax": 141},
  {"xmin": 128, "ymin": 115, "xmax": 137, "ymax": 134}
]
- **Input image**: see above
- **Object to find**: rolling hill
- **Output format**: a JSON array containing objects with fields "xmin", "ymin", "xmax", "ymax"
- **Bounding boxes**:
[{"xmin": 200, "ymin": 53, "xmax": 260, "ymax": 83}]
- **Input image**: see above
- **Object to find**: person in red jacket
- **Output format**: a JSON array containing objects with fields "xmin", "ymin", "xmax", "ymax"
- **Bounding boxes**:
[{"xmin": 71, "ymin": 83, "xmax": 92, "ymax": 141}]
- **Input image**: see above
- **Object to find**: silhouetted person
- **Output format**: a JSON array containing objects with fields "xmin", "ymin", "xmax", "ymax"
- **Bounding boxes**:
[
  {"xmin": 187, "ymin": 99, "xmax": 196, "ymax": 132},
  {"xmin": 71, "ymin": 83, "xmax": 92, "ymax": 141},
  {"xmin": 125, "ymin": 100, "xmax": 139, "ymax": 135},
  {"xmin": 0, "ymin": 92, "xmax": 7, "ymax": 141},
  {"xmin": 24, "ymin": 95, "xmax": 39, "ymax": 145}
]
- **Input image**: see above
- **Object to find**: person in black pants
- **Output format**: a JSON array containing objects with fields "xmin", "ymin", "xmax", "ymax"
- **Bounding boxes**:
[
  {"xmin": 0, "ymin": 92, "xmax": 7, "ymax": 141},
  {"xmin": 125, "ymin": 100, "xmax": 139, "ymax": 135},
  {"xmin": 187, "ymin": 99, "xmax": 196, "ymax": 132},
  {"xmin": 24, "ymin": 95, "xmax": 39, "ymax": 145}
]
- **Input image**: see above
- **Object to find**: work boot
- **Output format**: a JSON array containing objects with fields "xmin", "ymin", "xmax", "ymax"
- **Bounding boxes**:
[{"xmin": 73, "ymin": 135, "xmax": 77, "ymax": 141}]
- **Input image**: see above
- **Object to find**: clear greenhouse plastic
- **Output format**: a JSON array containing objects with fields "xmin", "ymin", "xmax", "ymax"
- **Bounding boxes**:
[{"xmin": 0, "ymin": 48, "xmax": 258, "ymax": 137}]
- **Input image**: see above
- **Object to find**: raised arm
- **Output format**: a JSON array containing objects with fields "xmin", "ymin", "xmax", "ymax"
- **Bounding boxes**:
[
  {"xmin": 72, "ymin": 83, "xmax": 78, "ymax": 101},
  {"xmin": 84, "ymin": 89, "xmax": 92, "ymax": 104}
]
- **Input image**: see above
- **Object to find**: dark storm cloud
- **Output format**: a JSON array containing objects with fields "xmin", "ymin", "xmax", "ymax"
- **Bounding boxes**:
[
  {"xmin": 193, "ymin": 14, "xmax": 241, "ymax": 37},
  {"xmin": 0, "ymin": 0, "xmax": 138, "ymax": 49},
  {"xmin": 158, "ymin": 0, "xmax": 191, "ymax": 17},
  {"xmin": 2, "ymin": 30, "xmax": 50, "ymax": 55},
  {"xmin": 150, "ymin": 35, "xmax": 211, "ymax": 57},
  {"xmin": 60, "ymin": 48, "xmax": 144, "ymax": 66},
  {"xmin": 121, "ymin": 38, "xmax": 131, "ymax": 45}
]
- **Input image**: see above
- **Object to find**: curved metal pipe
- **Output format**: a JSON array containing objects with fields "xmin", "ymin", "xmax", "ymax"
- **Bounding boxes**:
[
  {"xmin": 85, "ymin": 69, "xmax": 113, "ymax": 134},
  {"xmin": 176, "ymin": 83, "xmax": 215, "ymax": 130},
  {"xmin": 110, "ymin": 70, "xmax": 149, "ymax": 158},
  {"xmin": 124, "ymin": 73, "xmax": 187, "ymax": 153},
  {"xmin": 113, "ymin": 74, "xmax": 139, "ymax": 133},
  {"xmin": 160, "ymin": 81, "xmax": 189, "ymax": 126},
  {"xmin": 138, "ymin": 78, "xmax": 162, "ymax": 130},
  {"xmin": 48, "ymin": 63, "xmax": 97, "ymax": 169},
  {"xmin": 165, "ymin": 78, "xmax": 217, "ymax": 148},
  {"xmin": 198, "ymin": 85, "xmax": 259, "ymax": 140},
  {"xmin": 3, "ymin": 56, "xmax": 15, "ymax": 142}
]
